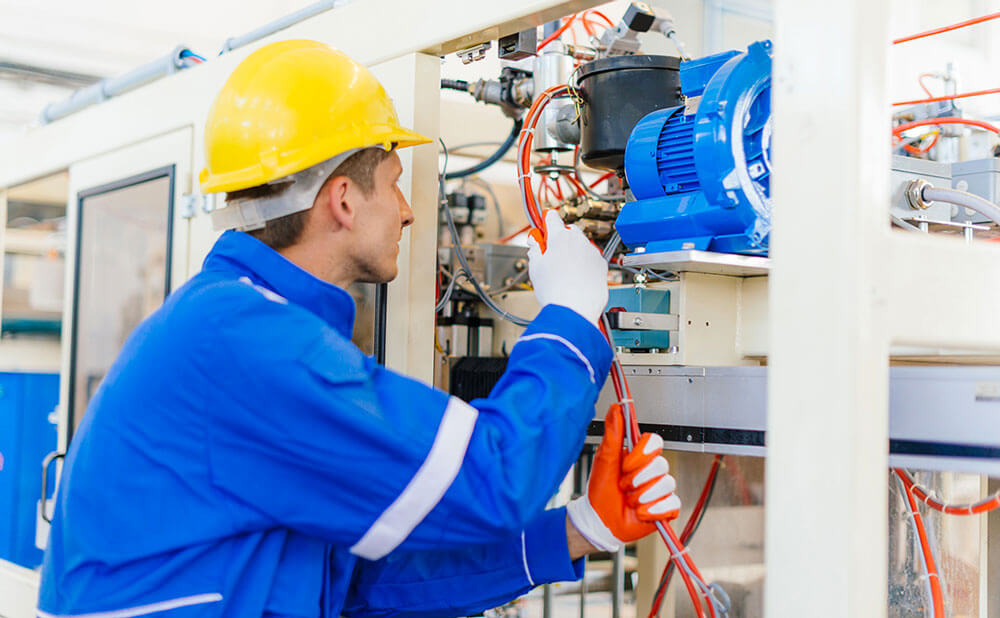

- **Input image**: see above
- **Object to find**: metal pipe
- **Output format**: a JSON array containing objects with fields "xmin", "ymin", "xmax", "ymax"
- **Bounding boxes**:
[
  {"xmin": 922, "ymin": 185, "xmax": 1000, "ymax": 227},
  {"xmin": 41, "ymin": 46, "xmax": 191, "ymax": 124},
  {"xmin": 40, "ymin": 0, "xmax": 353, "ymax": 124},
  {"xmin": 612, "ymin": 547, "xmax": 624, "ymax": 618},
  {"xmin": 219, "ymin": 0, "xmax": 348, "ymax": 53},
  {"xmin": 533, "ymin": 20, "xmax": 571, "ymax": 153}
]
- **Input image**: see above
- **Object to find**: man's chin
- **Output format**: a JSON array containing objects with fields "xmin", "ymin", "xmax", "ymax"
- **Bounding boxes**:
[{"xmin": 355, "ymin": 265, "xmax": 398, "ymax": 285}]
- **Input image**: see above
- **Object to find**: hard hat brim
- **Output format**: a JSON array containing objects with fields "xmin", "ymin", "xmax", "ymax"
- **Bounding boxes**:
[{"xmin": 200, "ymin": 127, "xmax": 434, "ymax": 194}]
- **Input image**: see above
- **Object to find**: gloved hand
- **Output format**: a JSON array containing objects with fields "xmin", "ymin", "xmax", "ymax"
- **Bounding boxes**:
[
  {"xmin": 527, "ymin": 209, "xmax": 609, "ymax": 324},
  {"xmin": 567, "ymin": 404, "xmax": 681, "ymax": 552}
]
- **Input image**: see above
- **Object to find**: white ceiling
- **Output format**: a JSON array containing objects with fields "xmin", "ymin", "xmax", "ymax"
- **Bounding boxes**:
[{"xmin": 0, "ymin": 0, "xmax": 318, "ymax": 140}]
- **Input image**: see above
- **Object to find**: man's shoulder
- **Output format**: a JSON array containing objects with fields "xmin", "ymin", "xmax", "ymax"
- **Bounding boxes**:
[{"xmin": 165, "ymin": 271, "xmax": 330, "ymax": 358}]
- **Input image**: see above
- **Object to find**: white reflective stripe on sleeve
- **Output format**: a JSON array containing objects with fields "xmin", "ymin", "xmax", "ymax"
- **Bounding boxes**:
[
  {"xmin": 37, "ymin": 593, "xmax": 222, "ymax": 618},
  {"xmin": 350, "ymin": 397, "xmax": 479, "ymax": 560},
  {"xmin": 514, "ymin": 334, "xmax": 596, "ymax": 384},
  {"xmin": 521, "ymin": 530, "xmax": 535, "ymax": 586}
]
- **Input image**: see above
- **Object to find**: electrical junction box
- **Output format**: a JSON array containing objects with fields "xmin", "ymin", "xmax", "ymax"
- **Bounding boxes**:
[
  {"xmin": 950, "ymin": 157, "xmax": 1000, "ymax": 224},
  {"xmin": 438, "ymin": 243, "xmax": 528, "ymax": 293},
  {"xmin": 890, "ymin": 155, "xmax": 952, "ymax": 225}
]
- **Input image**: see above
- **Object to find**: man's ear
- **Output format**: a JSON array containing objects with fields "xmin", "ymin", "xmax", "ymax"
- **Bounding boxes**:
[{"xmin": 322, "ymin": 176, "xmax": 356, "ymax": 232}]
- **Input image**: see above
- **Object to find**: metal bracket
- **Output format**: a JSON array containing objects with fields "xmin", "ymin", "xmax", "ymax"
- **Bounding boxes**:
[
  {"xmin": 180, "ymin": 194, "xmax": 200, "ymax": 219},
  {"xmin": 606, "ymin": 311, "xmax": 679, "ymax": 331},
  {"xmin": 180, "ymin": 193, "xmax": 219, "ymax": 218},
  {"xmin": 456, "ymin": 42, "xmax": 491, "ymax": 64}
]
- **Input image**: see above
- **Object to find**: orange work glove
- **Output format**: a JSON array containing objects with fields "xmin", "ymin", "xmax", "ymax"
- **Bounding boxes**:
[{"xmin": 566, "ymin": 404, "xmax": 681, "ymax": 552}]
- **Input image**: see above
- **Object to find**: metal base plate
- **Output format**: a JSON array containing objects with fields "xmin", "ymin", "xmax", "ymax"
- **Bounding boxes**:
[
  {"xmin": 622, "ymin": 249, "xmax": 770, "ymax": 276},
  {"xmin": 594, "ymin": 365, "xmax": 1000, "ymax": 475}
]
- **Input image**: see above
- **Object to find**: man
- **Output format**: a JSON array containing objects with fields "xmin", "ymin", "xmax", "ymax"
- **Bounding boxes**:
[{"xmin": 38, "ymin": 40, "xmax": 681, "ymax": 617}]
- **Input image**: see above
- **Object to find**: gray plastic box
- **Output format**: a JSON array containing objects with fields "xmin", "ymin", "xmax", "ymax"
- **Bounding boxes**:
[
  {"xmin": 951, "ymin": 157, "xmax": 1000, "ymax": 223},
  {"xmin": 890, "ymin": 155, "xmax": 952, "ymax": 224}
]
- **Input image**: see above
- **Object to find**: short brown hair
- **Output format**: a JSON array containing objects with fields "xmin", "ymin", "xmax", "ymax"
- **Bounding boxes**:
[{"xmin": 229, "ymin": 148, "xmax": 394, "ymax": 250}]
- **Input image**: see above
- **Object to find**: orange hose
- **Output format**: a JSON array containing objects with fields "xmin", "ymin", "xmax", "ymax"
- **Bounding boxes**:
[
  {"xmin": 901, "ymin": 132, "xmax": 939, "ymax": 155},
  {"xmin": 497, "ymin": 224, "xmax": 531, "ymax": 244},
  {"xmin": 895, "ymin": 470, "xmax": 945, "ymax": 617},
  {"xmin": 893, "ymin": 11, "xmax": 1000, "ymax": 44},
  {"xmin": 893, "ymin": 117, "xmax": 1000, "ymax": 136},
  {"xmin": 584, "ymin": 9, "xmax": 615, "ymax": 29},
  {"xmin": 598, "ymin": 323, "xmax": 713, "ymax": 618},
  {"xmin": 537, "ymin": 16, "xmax": 577, "ymax": 51},
  {"xmin": 893, "ymin": 86, "xmax": 1000, "ymax": 107},
  {"xmin": 898, "ymin": 469, "xmax": 1000, "ymax": 516},
  {"xmin": 590, "ymin": 171, "xmax": 616, "ymax": 188},
  {"xmin": 918, "ymin": 73, "xmax": 936, "ymax": 98},
  {"xmin": 528, "ymin": 97, "xmax": 717, "ymax": 616}
]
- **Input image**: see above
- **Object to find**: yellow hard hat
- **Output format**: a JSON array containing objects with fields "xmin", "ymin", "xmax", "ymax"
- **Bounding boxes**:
[{"xmin": 199, "ymin": 40, "xmax": 431, "ymax": 194}]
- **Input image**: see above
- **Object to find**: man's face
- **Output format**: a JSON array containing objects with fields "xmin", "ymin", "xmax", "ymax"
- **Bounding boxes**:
[{"xmin": 350, "ymin": 152, "xmax": 414, "ymax": 283}]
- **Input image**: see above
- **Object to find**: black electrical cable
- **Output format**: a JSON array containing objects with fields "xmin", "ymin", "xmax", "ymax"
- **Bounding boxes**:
[
  {"xmin": 444, "ymin": 117, "xmax": 523, "ymax": 180},
  {"xmin": 441, "ymin": 78, "xmax": 470, "ymax": 92}
]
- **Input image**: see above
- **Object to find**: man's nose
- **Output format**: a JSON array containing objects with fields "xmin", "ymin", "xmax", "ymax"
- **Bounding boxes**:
[{"xmin": 398, "ymin": 189, "xmax": 414, "ymax": 228}]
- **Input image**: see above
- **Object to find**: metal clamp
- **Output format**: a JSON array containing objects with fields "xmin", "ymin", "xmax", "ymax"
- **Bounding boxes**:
[
  {"xmin": 40, "ymin": 451, "xmax": 64, "ymax": 523},
  {"xmin": 456, "ymin": 42, "xmax": 491, "ymax": 64},
  {"xmin": 606, "ymin": 311, "xmax": 679, "ymax": 331}
]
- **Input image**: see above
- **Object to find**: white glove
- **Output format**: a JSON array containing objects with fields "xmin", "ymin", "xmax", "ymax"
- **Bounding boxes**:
[{"xmin": 527, "ymin": 210, "xmax": 609, "ymax": 324}]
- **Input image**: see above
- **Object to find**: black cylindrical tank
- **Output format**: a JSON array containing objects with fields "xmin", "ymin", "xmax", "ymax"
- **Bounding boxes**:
[{"xmin": 576, "ymin": 55, "xmax": 682, "ymax": 172}]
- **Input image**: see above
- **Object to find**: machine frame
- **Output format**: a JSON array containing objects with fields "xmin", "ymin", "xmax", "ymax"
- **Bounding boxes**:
[{"xmin": 2, "ymin": 1, "xmax": 1000, "ymax": 616}]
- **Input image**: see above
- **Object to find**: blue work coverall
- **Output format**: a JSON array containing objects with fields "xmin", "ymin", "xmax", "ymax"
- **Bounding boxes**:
[{"xmin": 38, "ymin": 231, "xmax": 613, "ymax": 617}]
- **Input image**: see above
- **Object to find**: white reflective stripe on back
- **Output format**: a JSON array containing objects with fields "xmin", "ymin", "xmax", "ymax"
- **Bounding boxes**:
[
  {"xmin": 238, "ymin": 276, "xmax": 288, "ymax": 304},
  {"xmin": 521, "ymin": 530, "xmax": 535, "ymax": 586},
  {"xmin": 350, "ymin": 397, "xmax": 479, "ymax": 560},
  {"xmin": 37, "ymin": 593, "xmax": 223, "ymax": 618},
  {"xmin": 514, "ymin": 334, "xmax": 596, "ymax": 384}
]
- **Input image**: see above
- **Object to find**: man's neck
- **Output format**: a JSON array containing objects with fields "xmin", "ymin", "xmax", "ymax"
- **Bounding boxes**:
[{"xmin": 278, "ymin": 243, "xmax": 354, "ymax": 290}]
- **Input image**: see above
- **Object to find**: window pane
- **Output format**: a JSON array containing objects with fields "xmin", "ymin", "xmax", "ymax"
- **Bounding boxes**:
[{"xmin": 73, "ymin": 174, "xmax": 172, "ymax": 429}]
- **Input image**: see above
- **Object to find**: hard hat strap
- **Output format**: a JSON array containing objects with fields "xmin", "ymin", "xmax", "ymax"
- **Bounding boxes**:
[{"xmin": 211, "ymin": 148, "xmax": 364, "ymax": 231}]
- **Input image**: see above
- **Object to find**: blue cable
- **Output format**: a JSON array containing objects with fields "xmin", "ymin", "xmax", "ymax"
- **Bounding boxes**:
[
  {"xmin": 180, "ymin": 50, "xmax": 207, "ymax": 62},
  {"xmin": 444, "ymin": 117, "xmax": 522, "ymax": 180}
]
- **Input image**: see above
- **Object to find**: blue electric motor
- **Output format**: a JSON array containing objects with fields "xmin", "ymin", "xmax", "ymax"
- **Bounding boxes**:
[{"xmin": 616, "ymin": 41, "xmax": 773, "ymax": 256}]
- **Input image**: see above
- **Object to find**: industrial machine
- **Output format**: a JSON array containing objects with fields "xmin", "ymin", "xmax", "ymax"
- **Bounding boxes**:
[
  {"xmin": 618, "ymin": 42, "xmax": 772, "ymax": 256},
  {"xmin": 4, "ymin": 1, "xmax": 1000, "ymax": 617}
]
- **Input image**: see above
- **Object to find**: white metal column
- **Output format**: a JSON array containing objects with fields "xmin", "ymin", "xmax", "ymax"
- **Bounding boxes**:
[{"xmin": 766, "ymin": 0, "xmax": 891, "ymax": 615}]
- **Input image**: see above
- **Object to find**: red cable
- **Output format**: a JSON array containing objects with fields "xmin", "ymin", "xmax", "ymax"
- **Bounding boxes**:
[
  {"xmin": 902, "ymin": 132, "xmax": 940, "ymax": 155},
  {"xmin": 564, "ymin": 173, "xmax": 588, "ymax": 196},
  {"xmin": 894, "ymin": 470, "xmax": 945, "ymax": 616},
  {"xmin": 898, "ymin": 469, "xmax": 1000, "ymax": 516},
  {"xmin": 650, "ymin": 456, "xmax": 723, "ymax": 617},
  {"xmin": 918, "ymin": 73, "xmax": 936, "ymax": 98},
  {"xmin": 681, "ymin": 456, "xmax": 722, "ymax": 540},
  {"xmin": 526, "ymin": 95, "xmax": 716, "ymax": 613},
  {"xmin": 893, "ymin": 11, "xmax": 1000, "ymax": 44},
  {"xmin": 598, "ymin": 322, "xmax": 713, "ymax": 618},
  {"xmin": 893, "ymin": 86, "xmax": 1000, "ymax": 107},
  {"xmin": 497, "ymin": 224, "xmax": 531, "ymax": 244},
  {"xmin": 517, "ymin": 85, "xmax": 570, "ymax": 229},
  {"xmin": 893, "ymin": 117, "xmax": 1000, "ymax": 136},
  {"xmin": 590, "ymin": 171, "xmax": 616, "ymax": 188},
  {"xmin": 584, "ymin": 9, "xmax": 616, "ymax": 29},
  {"xmin": 538, "ymin": 15, "xmax": 577, "ymax": 51}
]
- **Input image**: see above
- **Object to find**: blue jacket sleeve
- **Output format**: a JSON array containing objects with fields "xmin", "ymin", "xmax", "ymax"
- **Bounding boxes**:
[
  {"xmin": 202, "ymin": 282, "xmax": 612, "ymax": 559},
  {"xmin": 341, "ymin": 507, "xmax": 583, "ymax": 618}
]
